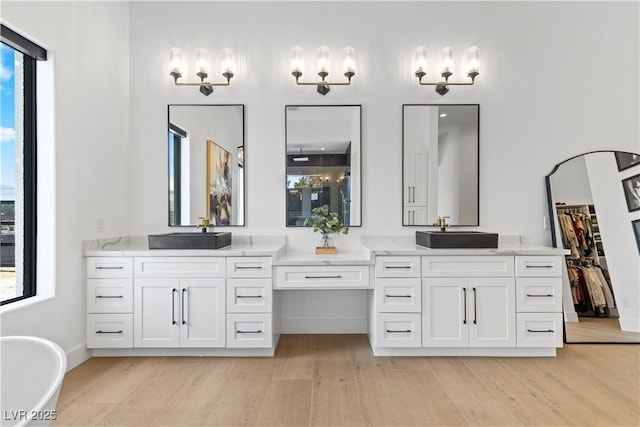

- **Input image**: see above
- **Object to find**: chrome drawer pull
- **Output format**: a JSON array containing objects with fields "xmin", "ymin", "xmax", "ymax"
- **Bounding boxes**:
[
  {"xmin": 385, "ymin": 294, "xmax": 412, "ymax": 298},
  {"xmin": 526, "ymin": 294, "xmax": 554, "ymax": 298},
  {"xmin": 527, "ymin": 329, "xmax": 555, "ymax": 333},
  {"xmin": 386, "ymin": 329, "xmax": 412, "ymax": 333},
  {"xmin": 237, "ymin": 330, "xmax": 263, "ymax": 334},
  {"xmin": 95, "ymin": 266, "xmax": 124, "ymax": 270},
  {"xmin": 96, "ymin": 295, "xmax": 124, "ymax": 299},
  {"xmin": 305, "ymin": 275, "xmax": 342, "ymax": 279},
  {"xmin": 237, "ymin": 295, "xmax": 263, "ymax": 299},
  {"xmin": 385, "ymin": 266, "xmax": 411, "ymax": 269},
  {"xmin": 236, "ymin": 266, "xmax": 263, "ymax": 270},
  {"xmin": 96, "ymin": 330, "xmax": 123, "ymax": 334},
  {"xmin": 525, "ymin": 265, "xmax": 554, "ymax": 269}
]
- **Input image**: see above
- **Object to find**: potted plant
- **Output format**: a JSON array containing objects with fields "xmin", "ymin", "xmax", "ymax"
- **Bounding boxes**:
[{"xmin": 303, "ymin": 204, "xmax": 349, "ymax": 254}]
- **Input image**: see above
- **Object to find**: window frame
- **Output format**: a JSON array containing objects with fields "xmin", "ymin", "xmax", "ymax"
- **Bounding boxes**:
[{"xmin": 1, "ymin": 24, "xmax": 46, "ymax": 305}]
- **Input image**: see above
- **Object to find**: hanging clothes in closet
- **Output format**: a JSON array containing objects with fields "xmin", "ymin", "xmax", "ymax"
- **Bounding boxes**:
[
  {"xmin": 557, "ymin": 210, "xmax": 594, "ymax": 260},
  {"xmin": 566, "ymin": 262, "xmax": 616, "ymax": 316}
]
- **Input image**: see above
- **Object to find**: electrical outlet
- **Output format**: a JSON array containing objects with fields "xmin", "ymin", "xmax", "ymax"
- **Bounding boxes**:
[
  {"xmin": 97, "ymin": 219, "xmax": 105, "ymax": 233},
  {"xmin": 622, "ymin": 298, "xmax": 630, "ymax": 309},
  {"xmin": 543, "ymin": 216, "xmax": 551, "ymax": 230}
]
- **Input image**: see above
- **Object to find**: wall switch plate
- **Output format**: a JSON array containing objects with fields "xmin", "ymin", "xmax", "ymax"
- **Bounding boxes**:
[
  {"xmin": 543, "ymin": 216, "xmax": 551, "ymax": 230},
  {"xmin": 96, "ymin": 218, "xmax": 105, "ymax": 233},
  {"xmin": 622, "ymin": 298, "xmax": 630, "ymax": 308}
]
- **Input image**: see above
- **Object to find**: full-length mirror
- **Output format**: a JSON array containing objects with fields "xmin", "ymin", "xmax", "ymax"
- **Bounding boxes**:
[
  {"xmin": 402, "ymin": 104, "xmax": 479, "ymax": 226},
  {"xmin": 285, "ymin": 105, "xmax": 362, "ymax": 227},
  {"xmin": 547, "ymin": 150, "xmax": 640, "ymax": 343},
  {"xmin": 168, "ymin": 104, "xmax": 245, "ymax": 226}
]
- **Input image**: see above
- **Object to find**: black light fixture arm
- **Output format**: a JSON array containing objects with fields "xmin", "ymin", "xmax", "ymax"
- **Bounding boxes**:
[
  {"xmin": 415, "ymin": 70, "xmax": 479, "ymax": 96},
  {"xmin": 170, "ymin": 71, "xmax": 234, "ymax": 88},
  {"xmin": 292, "ymin": 70, "xmax": 355, "ymax": 95}
]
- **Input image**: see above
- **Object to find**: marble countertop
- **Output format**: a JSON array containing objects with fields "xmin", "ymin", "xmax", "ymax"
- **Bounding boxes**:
[{"xmin": 83, "ymin": 235, "xmax": 568, "ymax": 260}]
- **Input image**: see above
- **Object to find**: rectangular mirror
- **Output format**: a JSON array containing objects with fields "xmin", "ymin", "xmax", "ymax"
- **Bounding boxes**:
[
  {"xmin": 402, "ymin": 104, "xmax": 479, "ymax": 226},
  {"xmin": 285, "ymin": 105, "xmax": 362, "ymax": 227},
  {"xmin": 168, "ymin": 104, "xmax": 245, "ymax": 226}
]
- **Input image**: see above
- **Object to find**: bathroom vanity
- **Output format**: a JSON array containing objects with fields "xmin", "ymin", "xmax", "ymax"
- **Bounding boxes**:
[{"xmin": 84, "ymin": 235, "xmax": 567, "ymax": 357}]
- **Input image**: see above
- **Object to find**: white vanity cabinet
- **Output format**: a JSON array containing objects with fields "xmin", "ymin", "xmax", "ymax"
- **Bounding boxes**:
[
  {"xmin": 133, "ymin": 257, "xmax": 226, "ymax": 348},
  {"xmin": 86, "ymin": 257, "xmax": 134, "ymax": 348}
]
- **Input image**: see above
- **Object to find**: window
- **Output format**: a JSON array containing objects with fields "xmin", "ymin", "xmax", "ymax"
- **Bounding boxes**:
[{"xmin": 1, "ymin": 25, "xmax": 47, "ymax": 305}]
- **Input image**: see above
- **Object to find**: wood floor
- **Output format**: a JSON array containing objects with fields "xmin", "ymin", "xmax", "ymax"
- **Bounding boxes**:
[
  {"xmin": 565, "ymin": 317, "xmax": 640, "ymax": 343},
  {"xmin": 53, "ymin": 335, "xmax": 640, "ymax": 427}
]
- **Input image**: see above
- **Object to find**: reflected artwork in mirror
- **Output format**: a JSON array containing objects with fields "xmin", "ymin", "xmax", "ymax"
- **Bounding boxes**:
[
  {"xmin": 546, "ymin": 150, "xmax": 640, "ymax": 344},
  {"xmin": 402, "ymin": 104, "xmax": 479, "ymax": 226},
  {"xmin": 285, "ymin": 105, "xmax": 362, "ymax": 227},
  {"xmin": 168, "ymin": 104, "xmax": 245, "ymax": 226}
]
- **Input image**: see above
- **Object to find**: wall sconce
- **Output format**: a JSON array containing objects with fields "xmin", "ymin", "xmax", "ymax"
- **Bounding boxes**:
[
  {"xmin": 290, "ymin": 46, "xmax": 355, "ymax": 95},
  {"xmin": 414, "ymin": 46, "xmax": 479, "ymax": 95},
  {"xmin": 169, "ymin": 47, "xmax": 235, "ymax": 96}
]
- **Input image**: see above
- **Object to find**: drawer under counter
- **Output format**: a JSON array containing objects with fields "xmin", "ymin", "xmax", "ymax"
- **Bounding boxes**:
[
  {"xmin": 516, "ymin": 256, "xmax": 563, "ymax": 277},
  {"xmin": 87, "ymin": 279, "xmax": 133, "ymax": 313},
  {"xmin": 227, "ymin": 278, "xmax": 272, "ymax": 313},
  {"xmin": 516, "ymin": 313, "xmax": 563, "ymax": 348},
  {"xmin": 276, "ymin": 265, "xmax": 370, "ymax": 289},
  {"xmin": 87, "ymin": 257, "xmax": 133, "ymax": 278},
  {"xmin": 375, "ymin": 278, "xmax": 421, "ymax": 313},
  {"xmin": 516, "ymin": 277, "xmax": 562, "ymax": 312},
  {"xmin": 422, "ymin": 256, "xmax": 514, "ymax": 277},
  {"xmin": 227, "ymin": 257, "xmax": 273, "ymax": 278},
  {"xmin": 87, "ymin": 313, "xmax": 133, "ymax": 348}
]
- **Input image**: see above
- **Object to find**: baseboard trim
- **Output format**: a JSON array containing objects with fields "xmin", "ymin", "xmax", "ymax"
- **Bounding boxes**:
[
  {"xmin": 280, "ymin": 318, "xmax": 367, "ymax": 334},
  {"xmin": 66, "ymin": 343, "xmax": 91, "ymax": 371},
  {"xmin": 619, "ymin": 317, "xmax": 640, "ymax": 333},
  {"xmin": 564, "ymin": 312, "xmax": 579, "ymax": 323}
]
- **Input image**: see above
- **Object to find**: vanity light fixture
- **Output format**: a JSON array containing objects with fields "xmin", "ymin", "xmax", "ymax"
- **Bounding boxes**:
[
  {"xmin": 414, "ymin": 46, "xmax": 479, "ymax": 95},
  {"xmin": 169, "ymin": 47, "xmax": 234, "ymax": 96},
  {"xmin": 290, "ymin": 46, "xmax": 355, "ymax": 95}
]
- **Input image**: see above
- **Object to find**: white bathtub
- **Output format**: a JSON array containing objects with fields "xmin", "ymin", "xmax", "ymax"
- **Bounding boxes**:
[{"xmin": 0, "ymin": 336, "xmax": 67, "ymax": 427}]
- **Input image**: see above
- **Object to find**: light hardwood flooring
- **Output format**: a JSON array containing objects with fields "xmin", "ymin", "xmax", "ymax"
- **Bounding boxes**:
[
  {"xmin": 53, "ymin": 335, "xmax": 640, "ymax": 427},
  {"xmin": 565, "ymin": 317, "xmax": 640, "ymax": 343}
]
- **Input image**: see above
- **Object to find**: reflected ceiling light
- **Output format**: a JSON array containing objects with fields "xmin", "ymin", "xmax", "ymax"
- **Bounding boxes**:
[
  {"xmin": 290, "ymin": 46, "xmax": 355, "ymax": 95},
  {"xmin": 293, "ymin": 148, "xmax": 309, "ymax": 162},
  {"xmin": 414, "ymin": 46, "xmax": 479, "ymax": 95},
  {"xmin": 439, "ymin": 113, "xmax": 447, "ymax": 118},
  {"xmin": 169, "ymin": 47, "xmax": 234, "ymax": 96}
]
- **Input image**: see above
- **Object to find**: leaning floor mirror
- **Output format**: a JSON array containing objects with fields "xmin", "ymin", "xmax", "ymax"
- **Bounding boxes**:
[
  {"xmin": 285, "ymin": 105, "xmax": 362, "ymax": 227},
  {"xmin": 546, "ymin": 150, "xmax": 640, "ymax": 343},
  {"xmin": 168, "ymin": 104, "xmax": 245, "ymax": 226}
]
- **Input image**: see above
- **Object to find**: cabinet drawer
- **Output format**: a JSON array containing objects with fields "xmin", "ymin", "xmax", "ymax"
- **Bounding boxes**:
[
  {"xmin": 376, "ymin": 313, "xmax": 422, "ymax": 347},
  {"xmin": 227, "ymin": 257, "xmax": 272, "ymax": 278},
  {"xmin": 375, "ymin": 278, "xmax": 421, "ymax": 313},
  {"xmin": 422, "ymin": 256, "xmax": 514, "ymax": 277},
  {"xmin": 515, "ymin": 256, "xmax": 563, "ymax": 277},
  {"xmin": 375, "ymin": 256, "xmax": 421, "ymax": 278},
  {"xmin": 276, "ymin": 265, "xmax": 370, "ymax": 289},
  {"xmin": 134, "ymin": 257, "xmax": 225, "ymax": 278},
  {"xmin": 517, "ymin": 313, "xmax": 563, "ymax": 348},
  {"xmin": 226, "ymin": 314, "xmax": 272, "ymax": 348},
  {"xmin": 516, "ymin": 277, "xmax": 562, "ymax": 312},
  {"xmin": 87, "ymin": 257, "xmax": 133, "ymax": 278},
  {"xmin": 227, "ymin": 279, "xmax": 272, "ymax": 313},
  {"xmin": 87, "ymin": 313, "xmax": 133, "ymax": 348},
  {"xmin": 87, "ymin": 279, "xmax": 133, "ymax": 313}
]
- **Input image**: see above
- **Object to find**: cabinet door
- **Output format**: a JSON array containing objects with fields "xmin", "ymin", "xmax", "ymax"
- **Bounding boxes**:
[
  {"xmin": 179, "ymin": 278, "xmax": 226, "ymax": 348},
  {"xmin": 469, "ymin": 278, "xmax": 516, "ymax": 347},
  {"xmin": 134, "ymin": 279, "xmax": 180, "ymax": 347},
  {"xmin": 422, "ymin": 278, "xmax": 468, "ymax": 347}
]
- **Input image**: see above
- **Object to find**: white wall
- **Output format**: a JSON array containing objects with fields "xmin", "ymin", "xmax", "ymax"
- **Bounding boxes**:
[
  {"xmin": 127, "ymin": 1, "xmax": 639, "ymax": 250},
  {"xmin": 1, "ymin": 2, "xmax": 130, "ymax": 368}
]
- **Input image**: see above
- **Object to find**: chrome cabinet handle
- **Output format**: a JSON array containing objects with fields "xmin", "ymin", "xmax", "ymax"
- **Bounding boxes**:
[
  {"xmin": 181, "ymin": 288, "xmax": 187, "ymax": 325},
  {"xmin": 305, "ymin": 275, "xmax": 342, "ymax": 279},
  {"xmin": 385, "ymin": 266, "xmax": 411, "ymax": 269},
  {"xmin": 236, "ymin": 266, "xmax": 263, "ymax": 270},
  {"xmin": 96, "ymin": 330, "xmax": 123, "ymax": 334},
  {"xmin": 386, "ymin": 329, "xmax": 412, "ymax": 333},
  {"xmin": 237, "ymin": 330, "xmax": 263, "ymax": 334},
  {"xmin": 525, "ymin": 265, "xmax": 554, "ymax": 269},
  {"xmin": 463, "ymin": 287, "xmax": 467, "ymax": 325},
  {"xmin": 526, "ymin": 294, "xmax": 554, "ymax": 297},
  {"xmin": 472, "ymin": 287, "xmax": 477, "ymax": 325},
  {"xmin": 96, "ymin": 295, "xmax": 124, "ymax": 299},
  {"xmin": 527, "ymin": 329, "xmax": 554, "ymax": 333},
  {"xmin": 412, "ymin": 186, "xmax": 415, "ymax": 203},
  {"xmin": 385, "ymin": 294, "xmax": 412, "ymax": 298},
  {"xmin": 172, "ymin": 288, "xmax": 177, "ymax": 325},
  {"xmin": 95, "ymin": 266, "xmax": 124, "ymax": 270},
  {"xmin": 237, "ymin": 295, "xmax": 263, "ymax": 299}
]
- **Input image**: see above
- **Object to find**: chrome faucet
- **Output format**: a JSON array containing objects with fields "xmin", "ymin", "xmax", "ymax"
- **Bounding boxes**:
[
  {"xmin": 197, "ymin": 216, "xmax": 210, "ymax": 233},
  {"xmin": 435, "ymin": 216, "xmax": 451, "ymax": 232}
]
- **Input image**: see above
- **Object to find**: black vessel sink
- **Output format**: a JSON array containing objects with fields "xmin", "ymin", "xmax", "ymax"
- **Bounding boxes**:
[
  {"xmin": 416, "ymin": 231, "xmax": 498, "ymax": 249},
  {"xmin": 148, "ymin": 232, "xmax": 232, "ymax": 250}
]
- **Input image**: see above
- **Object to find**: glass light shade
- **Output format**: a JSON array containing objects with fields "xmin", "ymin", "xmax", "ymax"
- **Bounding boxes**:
[
  {"xmin": 317, "ymin": 45, "xmax": 330, "ymax": 74},
  {"xmin": 440, "ymin": 46, "xmax": 454, "ymax": 74},
  {"xmin": 342, "ymin": 47, "xmax": 355, "ymax": 74},
  {"xmin": 414, "ymin": 46, "xmax": 428, "ymax": 73},
  {"xmin": 466, "ymin": 46, "xmax": 480, "ymax": 74},
  {"xmin": 195, "ymin": 48, "xmax": 210, "ymax": 75},
  {"xmin": 290, "ymin": 46, "xmax": 304, "ymax": 73},
  {"xmin": 220, "ymin": 48, "xmax": 234, "ymax": 74},
  {"xmin": 169, "ymin": 47, "xmax": 183, "ymax": 74}
]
